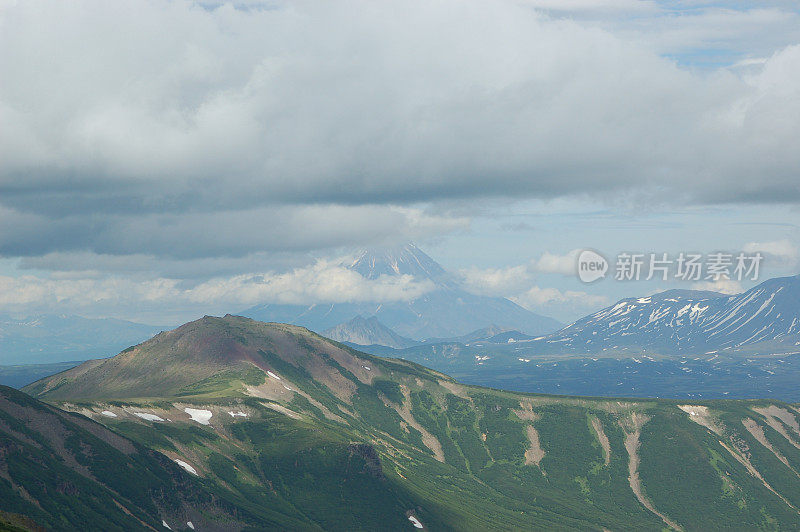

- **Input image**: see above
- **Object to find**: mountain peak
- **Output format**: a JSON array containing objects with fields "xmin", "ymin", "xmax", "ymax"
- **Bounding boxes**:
[
  {"xmin": 323, "ymin": 315, "xmax": 418, "ymax": 349},
  {"xmin": 349, "ymin": 243, "xmax": 452, "ymax": 286},
  {"xmin": 244, "ymin": 244, "xmax": 561, "ymax": 338}
]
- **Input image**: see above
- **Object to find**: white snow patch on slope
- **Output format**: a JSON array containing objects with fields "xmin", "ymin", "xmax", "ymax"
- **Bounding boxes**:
[
  {"xmin": 184, "ymin": 408, "xmax": 212, "ymax": 425},
  {"xmin": 267, "ymin": 371, "xmax": 281, "ymax": 380},
  {"xmin": 162, "ymin": 520, "xmax": 172, "ymax": 530},
  {"xmin": 187, "ymin": 522, "xmax": 195, "ymax": 530},
  {"xmin": 228, "ymin": 411, "xmax": 248, "ymax": 417},
  {"xmin": 100, "ymin": 411, "xmax": 117, "ymax": 417},
  {"xmin": 174, "ymin": 459, "xmax": 198, "ymax": 475},
  {"xmin": 134, "ymin": 412, "xmax": 164, "ymax": 422},
  {"xmin": 408, "ymin": 515, "xmax": 424, "ymax": 528}
]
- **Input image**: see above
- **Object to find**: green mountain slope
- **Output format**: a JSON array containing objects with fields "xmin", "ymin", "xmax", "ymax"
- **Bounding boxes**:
[
  {"xmin": 0, "ymin": 384, "xmax": 247, "ymax": 531},
  {"xmin": 18, "ymin": 315, "xmax": 800, "ymax": 530}
]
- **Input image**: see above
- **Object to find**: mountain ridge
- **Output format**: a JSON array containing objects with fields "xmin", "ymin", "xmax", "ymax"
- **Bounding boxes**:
[
  {"xmin": 530, "ymin": 273, "xmax": 800, "ymax": 356},
  {"xmin": 18, "ymin": 315, "xmax": 800, "ymax": 530}
]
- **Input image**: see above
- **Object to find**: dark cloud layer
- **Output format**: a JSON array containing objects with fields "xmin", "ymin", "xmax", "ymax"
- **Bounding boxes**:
[{"xmin": 1, "ymin": 0, "xmax": 800, "ymax": 264}]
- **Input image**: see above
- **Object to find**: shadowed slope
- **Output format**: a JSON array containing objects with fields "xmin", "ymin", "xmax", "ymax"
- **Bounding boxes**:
[{"xmin": 0, "ymin": 385, "xmax": 245, "ymax": 531}]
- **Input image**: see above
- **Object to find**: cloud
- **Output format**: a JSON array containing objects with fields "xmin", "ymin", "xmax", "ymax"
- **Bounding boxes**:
[
  {"xmin": 511, "ymin": 286, "xmax": 609, "ymax": 314},
  {"xmin": 0, "ymin": 204, "xmax": 467, "ymax": 260},
  {"xmin": 1, "ymin": 0, "xmax": 800, "ymax": 270},
  {"xmin": 458, "ymin": 265, "xmax": 532, "ymax": 295},
  {"xmin": 521, "ymin": 0, "xmax": 659, "ymax": 14},
  {"xmin": 1, "ymin": 0, "xmax": 799, "ymax": 330},
  {"xmin": 459, "ymin": 250, "xmax": 583, "ymax": 291},
  {"xmin": 0, "ymin": 259, "xmax": 434, "ymax": 321},
  {"xmin": 742, "ymin": 239, "xmax": 799, "ymax": 263},
  {"xmin": 0, "ymin": 275, "xmax": 180, "ymax": 309},
  {"xmin": 531, "ymin": 250, "xmax": 582, "ymax": 275},
  {"xmin": 187, "ymin": 261, "xmax": 434, "ymax": 305},
  {"xmin": 691, "ymin": 277, "xmax": 743, "ymax": 295},
  {"xmin": 458, "ymin": 258, "xmax": 609, "ymax": 320},
  {"xmin": 524, "ymin": 1, "xmax": 800, "ymax": 66}
]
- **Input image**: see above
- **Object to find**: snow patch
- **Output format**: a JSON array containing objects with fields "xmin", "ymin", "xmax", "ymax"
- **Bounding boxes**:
[
  {"xmin": 162, "ymin": 520, "xmax": 172, "ymax": 530},
  {"xmin": 267, "ymin": 371, "xmax": 281, "ymax": 380},
  {"xmin": 408, "ymin": 515, "xmax": 424, "ymax": 528},
  {"xmin": 184, "ymin": 408, "xmax": 212, "ymax": 425},
  {"xmin": 100, "ymin": 410, "xmax": 117, "ymax": 418},
  {"xmin": 187, "ymin": 522, "xmax": 195, "ymax": 530},
  {"xmin": 174, "ymin": 459, "xmax": 198, "ymax": 475},
  {"xmin": 134, "ymin": 412, "xmax": 164, "ymax": 422},
  {"xmin": 228, "ymin": 411, "xmax": 248, "ymax": 418}
]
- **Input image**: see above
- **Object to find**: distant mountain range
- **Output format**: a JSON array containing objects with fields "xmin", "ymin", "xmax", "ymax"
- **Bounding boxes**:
[
  {"xmin": 0, "ymin": 313, "xmax": 163, "ymax": 365},
  {"xmin": 366, "ymin": 274, "xmax": 800, "ymax": 359},
  {"xmin": 527, "ymin": 274, "xmax": 800, "ymax": 356},
  {"xmin": 341, "ymin": 274, "xmax": 800, "ymax": 400},
  {"xmin": 16, "ymin": 315, "xmax": 800, "ymax": 530},
  {"xmin": 242, "ymin": 243, "xmax": 562, "ymax": 339}
]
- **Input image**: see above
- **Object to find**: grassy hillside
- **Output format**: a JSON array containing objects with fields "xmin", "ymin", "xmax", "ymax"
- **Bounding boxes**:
[
  {"xmin": 18, "ymin": 315, "xmax": 800, "ymax": 530},
  {"xmin": 0, "ymin": 384, "xmax": 248, "ymax": 531}
]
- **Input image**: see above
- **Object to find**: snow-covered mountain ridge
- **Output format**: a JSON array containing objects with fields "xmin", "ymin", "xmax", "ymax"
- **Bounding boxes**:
[{"xmin": 531, "ymin": 275, "xmax": 800, "ymax": 354}]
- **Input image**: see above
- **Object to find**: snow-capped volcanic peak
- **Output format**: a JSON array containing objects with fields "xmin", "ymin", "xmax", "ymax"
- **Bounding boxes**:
[
  {"xmin": 349, "ymin": 243, "xmax": 452, "ymax": 286},
  {"xmin": 242, "ymin": 243, "xmax": 562, "ymax": 339}
]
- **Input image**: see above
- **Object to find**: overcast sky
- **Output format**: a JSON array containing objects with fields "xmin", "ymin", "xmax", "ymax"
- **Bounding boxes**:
[{"xmin": 1, "ymin": 0, "xmax": 799, "ymax": 324}]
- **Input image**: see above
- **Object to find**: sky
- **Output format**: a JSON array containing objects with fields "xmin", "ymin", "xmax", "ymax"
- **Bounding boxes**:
[{"xmin": 1, "ymin": 0, "xmax": 799, "ymax": 325}]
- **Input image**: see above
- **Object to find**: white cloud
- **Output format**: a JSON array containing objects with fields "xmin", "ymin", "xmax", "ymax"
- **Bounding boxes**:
[
  {"xmin": 1, "ymin": 0, "xmax": 799, "ymax": 321},
  {"xmin": 458, "ymin": 265, "xmax": 532, "ymax": 295},
  {"xmin": 691, "ymin": 277, "xmax": 743, "ymax": 295},
  {"xmin": 512, "ymin": 286, "xmax": 609, "ymax": 312},
  {"xmin": 459, "ymin": 248, "xmax": 585, "ymax": 293},
  {"xmin": 2, "ymin": 0, "xmax": 800, "ymax": 245},
  {"xmin": 0, "ymin": 275, "xmax": 180, "ymax": 308},
  {"xmin": 458, "ymin": 258, "xmax": 609, "ymax": 320},
  {"xmin": 187, "ymin": 261, "xmax": 434, "ymax": 305},
  {"xmin": 0, "ymin": 259, "xmax": 434, "ymax": 320},
  {"xmin": 742, "ymin": 239, "xmax": 799, "ymax": 263},
  {"xmin": 522, "ymin": 0, "xmax": 659, "ymax": 14},
  {"xmin": 460, "ymin": 250, "xmax": 583, "ymax": 291},
  {"xmin": 531, "ymin": 250, "xmax": 582, "ymax": 275}
]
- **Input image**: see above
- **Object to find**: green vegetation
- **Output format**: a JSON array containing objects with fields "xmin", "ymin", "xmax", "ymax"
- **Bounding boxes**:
[
  {"xmin": 10, "ymin": 315, "xmax": 800, "ymax": 530},
  {"xmin": 373, "ymin": 378, "xmax": 403, "ymax": 404},
  {"xmin": 0, "ymin": 385, "xmax": 242, "ymax": 531}
]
